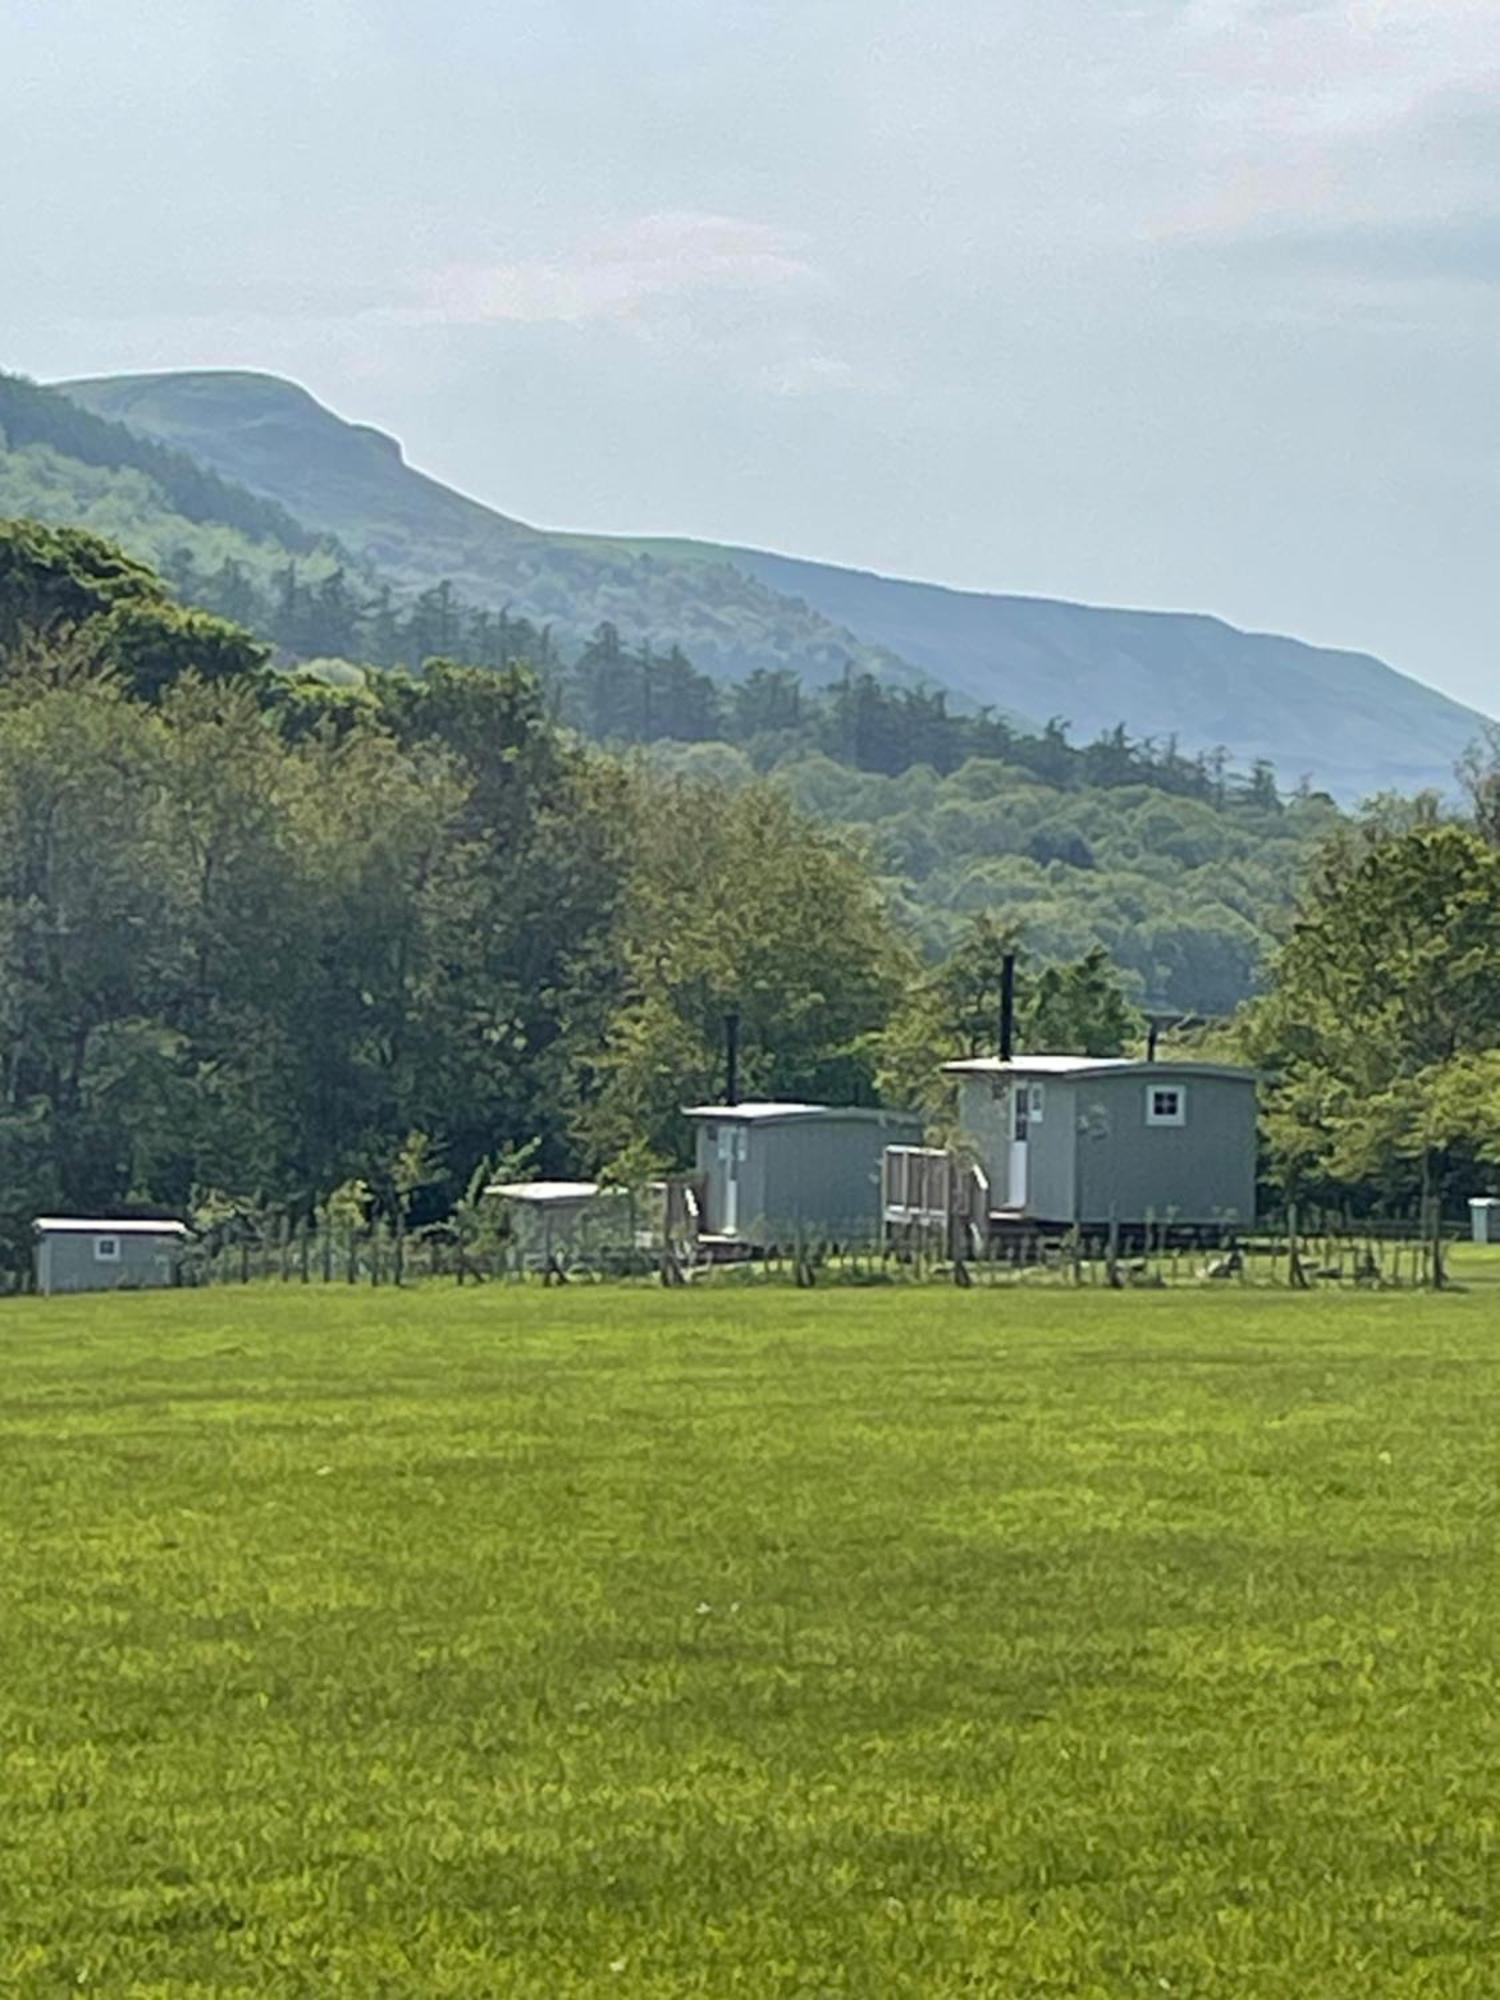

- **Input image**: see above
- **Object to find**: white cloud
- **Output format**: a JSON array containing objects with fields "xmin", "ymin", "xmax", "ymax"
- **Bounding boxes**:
[
  {"xmin": 406, "ymin": 211, "xmax": 817, "ymax": 327},
  {"xmin": 1148, "ymin": 0, "xmax": 1500, "ymax": 241}
]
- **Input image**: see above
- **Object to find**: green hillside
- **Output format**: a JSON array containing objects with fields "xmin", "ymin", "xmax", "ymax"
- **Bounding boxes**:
[
  {"xmin": 719, "ymin": 546, "xmax": 1488, "ymax": 802},
  {"xmin": 649, "ymin": 741, "xmax": 1335, "ymax": 1012},
  {"xmin": 0, "ymin": 372, "xmax": 341, "ymax": 599},
  {"xmin": 60, "ymin": 368, "xmax": 1491, "ymax": 798},
  {"xmin": 0, "ymin": 370, "xmax": 1336, "ymax": 1011},
  {"xmin": 60, "ymin": 370, "xmax": 925, "ymax": 695}
]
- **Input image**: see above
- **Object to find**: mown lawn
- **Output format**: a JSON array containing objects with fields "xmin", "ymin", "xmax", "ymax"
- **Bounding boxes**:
[{"xmin": 2, "ymin": 1279, "xmax": 1499, "ymax": 1997}]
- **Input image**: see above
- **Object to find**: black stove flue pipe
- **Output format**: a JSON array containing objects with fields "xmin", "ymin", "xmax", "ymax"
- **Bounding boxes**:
[{"xmin": 999, "ymin": 954, "xmax": 1016, "ymax": 1063}]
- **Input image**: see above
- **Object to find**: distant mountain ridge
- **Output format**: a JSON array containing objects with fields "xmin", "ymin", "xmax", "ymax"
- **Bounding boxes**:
[
  {"xmin": 58, "ymin": 371, "xmax": 927, "ymax": 699},
  {"xmin": 716, "ymin": 548, "xmax": 1484, "ymax": 797},
  {"xmin": 59, "ymin": 368, "xmax": 1490, "ymax": 798},
  {"xmin": 0, "ymin": 370, "xmax": 326, "ymax": 557}
]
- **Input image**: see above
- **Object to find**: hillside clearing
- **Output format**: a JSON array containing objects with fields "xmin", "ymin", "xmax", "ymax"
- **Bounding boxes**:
[{"xmin": 3, "ymin": 1284, "xmax": 1498, "ymax": 1996}]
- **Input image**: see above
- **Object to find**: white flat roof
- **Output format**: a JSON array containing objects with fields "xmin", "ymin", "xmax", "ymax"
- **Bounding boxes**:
[
  {"xmin": 682, "ymin": 1101, "xmax": 921, "ymax": 1126},
  {"xmin": 33, "ymin": 1217, "xmax": 190, "ymax": 1236},
  {"xmin": 942, "ymin": 1056, "xmax": 1256, "ymax": 1081},
  {"xmin": 485, "ymin": 1180, "xmax": 601, "ymax": 1205}
]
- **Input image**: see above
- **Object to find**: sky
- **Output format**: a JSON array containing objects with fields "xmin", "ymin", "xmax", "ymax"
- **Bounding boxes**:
[{"xmin": 2, "ymin": 0, "xmax": 1497, "ymax": 710}]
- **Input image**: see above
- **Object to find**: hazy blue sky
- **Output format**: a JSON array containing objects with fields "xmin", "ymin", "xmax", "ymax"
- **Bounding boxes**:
[{"xmin": 2, "ymin": 0, "xmax": 1497, "ymax": 708}]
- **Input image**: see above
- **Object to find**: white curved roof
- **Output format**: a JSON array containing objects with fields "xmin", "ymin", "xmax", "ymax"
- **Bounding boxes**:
[
  {"xmin": 682, "ymin": 1101, "xmax": 920, "ymax": 1126},
  {"xmin": 33, "ymin": 1217, "xmax": 190, "ymax": 1235},
  {"xmin": 485, "ymin": 1180, "xmax": 601, "ymax": 1205},
  {"xmin": 942, "ymin": 1056, "xmax": 1255, "ymax": 1081}
]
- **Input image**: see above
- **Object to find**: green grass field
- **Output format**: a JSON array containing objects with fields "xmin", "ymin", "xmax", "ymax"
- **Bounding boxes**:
[{"xmin": 4, "ymin": 1278, "xmax": 1499, "ymax": 1997}]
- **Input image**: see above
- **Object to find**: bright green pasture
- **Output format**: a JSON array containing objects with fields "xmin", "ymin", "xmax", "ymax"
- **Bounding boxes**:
[{"xmin": 3, "ymin": 1281, "xmax": 1499, "ymax": 1997}]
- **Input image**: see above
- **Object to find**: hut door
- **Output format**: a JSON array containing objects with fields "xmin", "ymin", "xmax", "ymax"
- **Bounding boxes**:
[
  {"xmin": 1009, "ymin": 1083, "xmax": 1043, "ymax": 1210},
  {"xmin": 719, "ymin": 1125, "xmax": 747, "ymax": 1233}
]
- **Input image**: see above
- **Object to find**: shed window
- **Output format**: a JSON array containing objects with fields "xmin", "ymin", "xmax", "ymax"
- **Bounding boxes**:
[
  {"xmin": 1146, "ymin": 1085, "xmax": 1186, "ymax": 1127},
  {"xmin": 94, "ymin": 1235, "xmax": 121, "ymax": 1262}
]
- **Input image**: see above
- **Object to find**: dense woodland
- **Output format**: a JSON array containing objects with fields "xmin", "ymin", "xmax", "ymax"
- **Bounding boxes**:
[
  {"xmin": 0, "ymin": 522, "xmax": 902, "ymax": 1272},
  {"xmin": 158, "ymin": 564, "xmax": 1335, "ymax": 1012},
  {"xmin": 1, "ymin": 516, "xmax": 1496, "ymax": 1274}
]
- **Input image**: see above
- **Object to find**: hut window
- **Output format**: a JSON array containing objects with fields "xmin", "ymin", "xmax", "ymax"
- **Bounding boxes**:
[
  {"xmin": 1012, "ymin": 1082, "xmax": 1044, "ymax": 1141},
  {"xmin": 1146, "ymin": 1085, "xmax": 1186, "ymax": 1127},
  {"xmin": 94, "ymin": 1235, "xmax": 121, "ymax": 1262}
]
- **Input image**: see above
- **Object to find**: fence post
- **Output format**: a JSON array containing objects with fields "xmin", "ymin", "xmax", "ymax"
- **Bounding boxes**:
[
  {"xmin": 1287, "ymin": 1203, "xmax": 1308, "ymax": 1289},
  {"xmin": 1428, "ymin": 1197, "xmax": 1446, "ymax": 1291}
]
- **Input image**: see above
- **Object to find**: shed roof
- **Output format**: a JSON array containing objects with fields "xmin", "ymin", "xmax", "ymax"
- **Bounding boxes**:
[
  {"xmin": 485, "ymin": 1180, "xmax": 601, "ymax": 1206},
  {"xmin": 681, "ymin": 1101, "xmax": 920, "ymax": 1127},
  {"xmin": 33, "ymin": 1216, "xmax": 190, "ymax": 1236},
  {"xmin": 942, "ymin": 1056, "xmax": 1256, "ymax": 1082}
]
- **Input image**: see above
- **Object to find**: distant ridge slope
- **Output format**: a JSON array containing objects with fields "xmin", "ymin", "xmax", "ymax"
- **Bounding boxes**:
[
  {"xmin": 60, "ymin": 370, "xmax": 1489, "ymax": 798},
  {"xmin": 59, "ymin": 372, "xmax": 926, "ymax": 694},
  {"xmin": 719, "ymin": 547, "xmax": 1488, "ymax": 799},
  {"xmin": 0, "ymin": 371, "xmax": 326, "ymax": 555}
]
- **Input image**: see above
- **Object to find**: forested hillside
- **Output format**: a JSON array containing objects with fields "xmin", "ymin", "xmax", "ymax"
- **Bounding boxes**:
[
  {"xmin": 721, "ymin": 547, "xmax": 1485, "ymax": 802},
  {"xmin": 655, "ymin": 744, "xmax": 1331, "ymax": 1012},
  {"xmin": 0, "ymin": 371, "xmax": 345, "ymax": 605},
  {"xmin": 58, "ymin": 370, "xmax": 922, "ymax": 694},
  {"xmin": 0, "ymin": 372, "xmax": 1332, "ymax": 1011},
  {"xmin": 545, "ymin": 636, "xmax": 1334, "ymax": 1010},
  {"xmin": 60, "ymin": 368, "xmax": 1491, "ymax": 798}
]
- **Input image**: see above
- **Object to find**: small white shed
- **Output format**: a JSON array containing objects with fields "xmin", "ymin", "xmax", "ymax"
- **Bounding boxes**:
[
  {"xmin": 485, "ymin": 1179, "xmax": 602, "ymax": 1221},
  {"xmin": 484, "ymin": 1180, "xmax": 615, "ymax": 1265},
  {"xmin": 34, "ymin": 1217, "xmax": 190, "ymax": 1295}
]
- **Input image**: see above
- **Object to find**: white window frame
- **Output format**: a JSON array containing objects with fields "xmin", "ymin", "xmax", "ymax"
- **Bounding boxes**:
[
  {"xmin": 1012, "ymin": 1081, "xmax": 1045, "ymax": 1141},
  {"xmin": 1145, "ymin": 1084, "xmax": 1186, "ymax": 1128},
  {"xmin": 94, "ymin": 1235, "xmax": 122, "ymax": 1262}
]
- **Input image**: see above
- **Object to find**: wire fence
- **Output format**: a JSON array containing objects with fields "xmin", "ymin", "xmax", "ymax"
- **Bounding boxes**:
[
  {"xmin": 181, "ymin": 1205, "xmax": 1458, "ymax": 1292},
  {"xmin": 183, "ymin": 1221, "xmax": 658, "ymax": 1290}
]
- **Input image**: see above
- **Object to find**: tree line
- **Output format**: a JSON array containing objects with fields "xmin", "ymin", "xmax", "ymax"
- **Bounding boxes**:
[
  {"xmin": 0, "ymin": 521, "xmax": 1137, "ymax": 1274},
  {"xmin": 166, "ymin": 546, "xmax": 1285, "ymax": 806},
  {"xmin": 146, "ymin": 546, "xmax": 1329, "ymax": 1017},
  {"xmin": 3, "ymin": 517, "xmax": 1495, "ymax": 1275}
]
